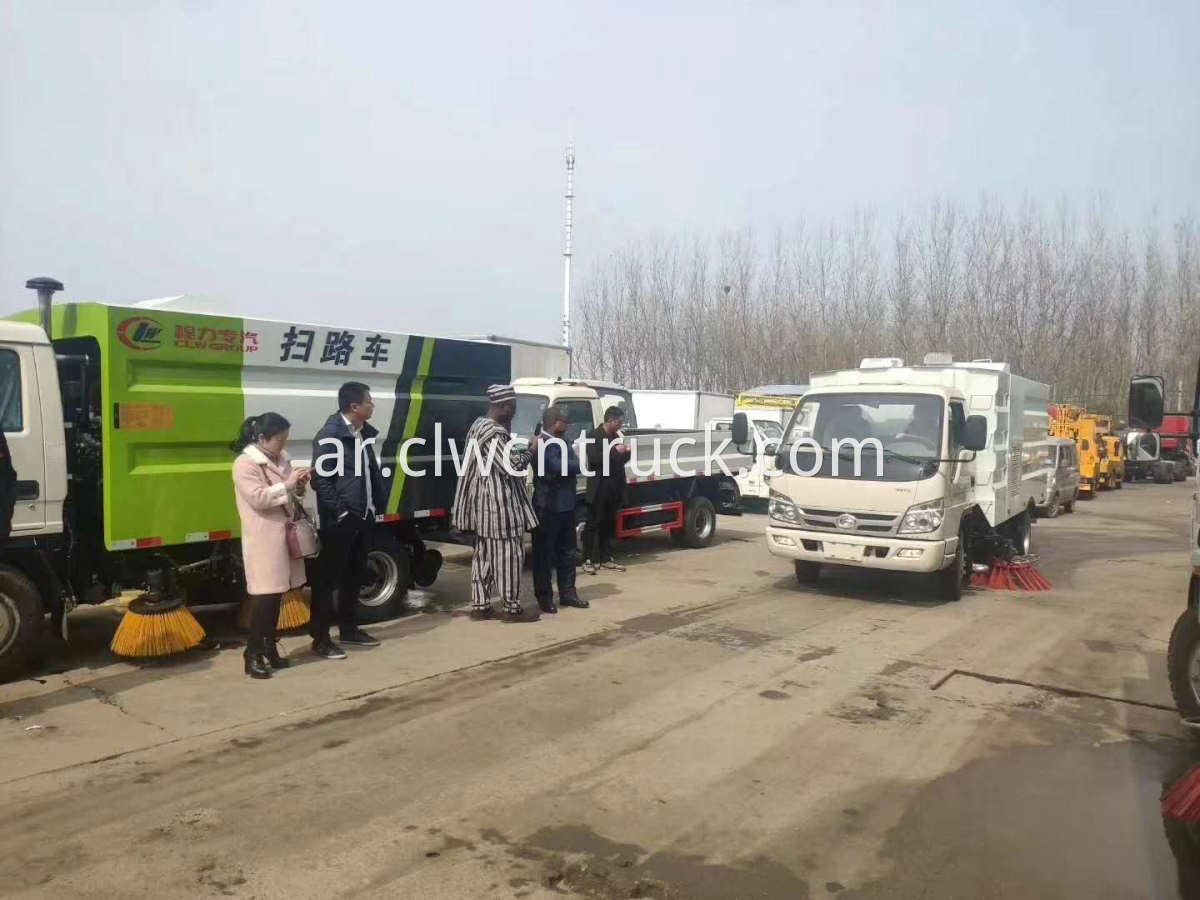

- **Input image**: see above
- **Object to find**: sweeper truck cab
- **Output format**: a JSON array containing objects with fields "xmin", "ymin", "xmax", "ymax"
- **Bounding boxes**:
[
  {"xmin": 765, "ymin": 354, "xmax": 1051, "ymax": 601},
  {"xmin": 0, "ymin": 279, "xmax": 513, "ymax": 680},
  {"xmin": 1131, "ymin": 371, "xmax": 1200, "ymax": 721},
  {"xmin": 510, "ymin": 378, "xmax": 751, "ymax": 548}
]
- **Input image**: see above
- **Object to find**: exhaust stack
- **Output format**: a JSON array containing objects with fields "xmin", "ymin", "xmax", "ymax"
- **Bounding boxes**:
[{"xmin": 24, "ymin": 277, "xmax": 64, "ymax": 341}]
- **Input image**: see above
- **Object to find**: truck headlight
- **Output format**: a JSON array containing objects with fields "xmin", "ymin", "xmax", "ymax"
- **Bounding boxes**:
[
  {"xmin": 898, "ymin": 499, "xmax": 944, "ymax": 534},
  {"xmin": 768, "ymin": 490, "xmax": 799, "ymax": 524}
]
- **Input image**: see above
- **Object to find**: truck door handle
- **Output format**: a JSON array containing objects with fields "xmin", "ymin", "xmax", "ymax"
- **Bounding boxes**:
[{"xmin": 15, "ymin": 480, "xmax": 39, "ymax": 501}]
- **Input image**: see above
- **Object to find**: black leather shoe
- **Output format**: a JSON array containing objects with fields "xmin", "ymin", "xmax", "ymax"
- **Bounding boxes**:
[
  {"xmin": 339, "ymin": 628, "xmax": 380, "ymax": 647},
  {"xmin": 536, "ymin": 597, "xmax": 559, "ymax": 613},
  {"xmin": 312, "ymin": 639, "xmax": 347, "ymax": 660},
  {"xmin": 264, "ymin": 643, "xmax": 291, "ymax": 669},
  {"xmin": 559, "ymin": 592, "xmax": 589, "ymax": 609},
  {"xmin": 501, "ymin": 606, "xmax": 541, "ymax": 623},
  {"xmin": 244, "ymin": 653, "xmax": 272, "ymax": 679}
]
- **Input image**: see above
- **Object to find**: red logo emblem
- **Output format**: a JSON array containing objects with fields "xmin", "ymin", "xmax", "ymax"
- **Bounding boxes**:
[{"xmin": 116, "ymin": 316, "xmax": 163, "ymax": 351}]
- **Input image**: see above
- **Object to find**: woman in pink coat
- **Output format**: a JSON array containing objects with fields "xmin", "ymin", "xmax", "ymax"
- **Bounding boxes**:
[{"xmin": 231, "ymin": 413, "xmax": 311, "ymax": 679}]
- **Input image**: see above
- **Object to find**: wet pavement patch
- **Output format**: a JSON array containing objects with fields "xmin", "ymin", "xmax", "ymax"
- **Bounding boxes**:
[
  {"xmin": 505, "ymin": 824, "xmax": 811, "ymax": 900},
  {"xmin": 842, "ymin": 736, "xmax": 1200, "ymax": 899},
  {"xmin": 831, "ymin": 689, "xmax": 901, "ymax": 725}
]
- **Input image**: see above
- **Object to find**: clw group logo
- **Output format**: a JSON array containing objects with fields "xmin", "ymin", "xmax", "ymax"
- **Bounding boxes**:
[{"xmin": 116, "ymin": 316, "xmax": 163, "ymax": 351}]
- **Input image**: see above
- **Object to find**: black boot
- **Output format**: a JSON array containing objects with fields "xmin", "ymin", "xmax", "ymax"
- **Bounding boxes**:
[
  {"xmin": 244, "ymin": 644, "xmax": 271, "ymax": 679},
  {"xmin": 263, "ymin": 641, "xmax": 291, "ymax": 669}
]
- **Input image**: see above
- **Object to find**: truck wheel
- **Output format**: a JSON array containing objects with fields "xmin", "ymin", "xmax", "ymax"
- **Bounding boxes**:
[
  {"xmin": 1063, "ymin": 492, "xmax": 1076, "ymax": 513},
  {"xmin": 0, "ymin": 567, "xmax": 43, "ymax": 682},
  {"xmin": 1043, "ymin": 497, "xmax": 1060, "ymax": 519},
  {"xmin": 1175, "ymin": 463, "xmax": 1187, "ymax": 482},
  {"xmin": 1114, "ymin": 474, "xmax": 1123, "ymax": 490},
  {"xmin": 677, "ymin": 496, "xmax": 717, "ymax": 548},
  {"xmin": 794, "ymin": 561, "xmax": 820, "ymax": 585},
  {"xmin": 1167, "ymin": 584, "xmax": 1200, "ymax": 723},
  {"xmin": 357, "ymin": 534, "xmax": 411, "ymax": 624},
  {"xmin": 1005, "ymin": 511, "xmax": 1032, "ymax": 555},
  {"xmin": 1155, "ymin": 462, "xmax": 1175, "ymax": 484},
  {"xmin": 931, "ymin": 532, "xmax": 966, "ymax": 602}
]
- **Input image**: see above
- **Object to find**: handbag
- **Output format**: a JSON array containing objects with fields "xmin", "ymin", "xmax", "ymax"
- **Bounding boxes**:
[{"xmin": 285, "ymin": 503, "xmax": 321, "ymax": 559}]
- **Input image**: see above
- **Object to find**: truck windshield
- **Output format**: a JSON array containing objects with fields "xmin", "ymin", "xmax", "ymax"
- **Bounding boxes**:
[
  {"xmin": 755, "ymin": 421, "xmax": 783, "ymax": 444},
  {"xmin": 597, "ymin": 390, "xmax": 638, "ymax": 429},
  {"xmin": 512, "ymin": 395, "xmax": 547, "ymax": 438},
  {"xmin": 779, "ymin": 392, "xmax": 944, "ymax": 482}
]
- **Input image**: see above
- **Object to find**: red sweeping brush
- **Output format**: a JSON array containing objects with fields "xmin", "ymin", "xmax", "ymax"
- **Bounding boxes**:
[
  {"xmin": 969, "ymin": 556, "xmax": 1053, "ymax": 592},
  {"xmin": 1163, "ymin": 763, "xmax": 1200, "ymax": 821}
]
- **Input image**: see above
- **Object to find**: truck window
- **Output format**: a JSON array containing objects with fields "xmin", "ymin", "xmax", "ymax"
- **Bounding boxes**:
[
  {"xmin": 755, "ymin": 421, "xmax": 783, "ymax": 444},
  {"xmin": 512, "ymin": 395, "xmax": 548, "ymax": 438},
  {"xmin": 559, "ymin": 400, "xmax": 595, "ymax": 443},
  {"xmin": 0, "ymin": 350, "xmax": 22, "ymax": 432},
  {"xmin": 597, "ymin": 391, "xmax": 638, "ymax": 429},
  {"xmin": 948, "ymin": 402, "xmax": 966, "ymax": 454},
  {"xmin": 781, "ymin": 392, "xmax": 944, "ymax": 482}
]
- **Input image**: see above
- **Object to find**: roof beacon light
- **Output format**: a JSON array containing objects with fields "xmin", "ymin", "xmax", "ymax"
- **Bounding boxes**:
[
  {"xmin": 923, "ymin": 352, "xmax": 954, "ymax": 366},
  {"xmin": 859, "ymin": 357, "xmax": 904, "ymax": 369}
]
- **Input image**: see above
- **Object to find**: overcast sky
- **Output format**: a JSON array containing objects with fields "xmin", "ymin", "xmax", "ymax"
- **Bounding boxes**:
[{"xmin": 2, "ymin": 1, "xmax": 1197, "ymax": 343}]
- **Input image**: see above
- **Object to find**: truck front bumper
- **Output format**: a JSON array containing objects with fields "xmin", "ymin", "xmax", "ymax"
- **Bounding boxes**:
[{"xmin": 765, "ymin": 525, "xmax": 956, "ymax": 574}]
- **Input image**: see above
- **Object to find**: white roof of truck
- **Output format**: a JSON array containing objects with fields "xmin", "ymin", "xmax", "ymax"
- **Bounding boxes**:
[{"xmin": 0, "ymin": 320, "xmax": 49, "ymax": 345}]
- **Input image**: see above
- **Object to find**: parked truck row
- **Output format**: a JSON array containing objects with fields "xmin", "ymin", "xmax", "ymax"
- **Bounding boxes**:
[{"xmin": 0, "ymin": 282, "xmax": 754, "ymax": 680}]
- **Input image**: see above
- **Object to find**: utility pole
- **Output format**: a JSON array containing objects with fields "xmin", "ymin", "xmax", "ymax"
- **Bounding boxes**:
[{"xmin": 562, "ymin": 143, "xmax": 575, "ymax": 376}]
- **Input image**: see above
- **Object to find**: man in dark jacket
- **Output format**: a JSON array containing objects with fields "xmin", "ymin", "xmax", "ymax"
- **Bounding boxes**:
[
  {"xmin": 531, "ymin": 406, "xmax": 587, "ymax": 613},
  {"xmin": 310, "ymin": 381, "xmax": 385, "ymax": 658},
  {"xmin": 581, "ymin": 406, "xmax": 631, "ymax": 574}
]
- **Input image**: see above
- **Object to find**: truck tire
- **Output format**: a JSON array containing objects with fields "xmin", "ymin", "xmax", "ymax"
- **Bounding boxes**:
[
  {"xmin": 1167, "ymin": 582, "xmax": 1200, "ymax": 723},
  {"xmin": 794, "ymin": 561, "xmax": 820, "ymax": 585},
  {"xmin": 1155, "ymin": 462, "xmax": 1175, "ymax": 484},
  {"xmin": 676, "ymin": 496, "xmax": 716, "ymax": 548},
  {"xmin": 1063, "ymin": 491, "xmax": 1076, "ymax": 513},
  {"xmin": 356, "ymin": 532, "xmax": 411, "ymax": 624},
  {"xmin": 0, "ymin": 566, "xmax": 43, "ymax": 682},
  {"xmin": 1175, "ymin": 463, "xmax": 1187, "ymax": 482},
  {"xmin": 931, "ymin": 531, "xmax": 966, "ymax": 602},
  {"xmin": 1002, "ymin": 510, "xmax": 1032, "ymax": 555}
]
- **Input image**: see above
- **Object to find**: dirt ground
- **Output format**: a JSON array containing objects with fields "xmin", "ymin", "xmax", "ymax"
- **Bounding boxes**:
[{"xmin": 2, "ymin": 481, "xmax": 1199, "ymax": 899}]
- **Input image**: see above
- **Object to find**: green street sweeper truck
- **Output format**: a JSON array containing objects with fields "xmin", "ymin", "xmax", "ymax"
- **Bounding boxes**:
[{"xmin": 0, "ymin": 278, "xmax": 511, "ymax": 679}]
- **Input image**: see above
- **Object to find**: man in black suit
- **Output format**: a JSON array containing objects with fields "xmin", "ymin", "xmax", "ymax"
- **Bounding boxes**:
[
  {"xmin": 310, "ymin": 382, "xmax": 385, "ymax": 659},
  {"xmin": 581, "ymin": 406, "xmax": 631, "ymax": 575}
]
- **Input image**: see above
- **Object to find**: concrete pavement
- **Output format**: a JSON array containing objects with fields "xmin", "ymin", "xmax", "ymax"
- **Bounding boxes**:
[{"xmin": 1, "ymin": 481, "xmax": 1198, "ymax": 899}]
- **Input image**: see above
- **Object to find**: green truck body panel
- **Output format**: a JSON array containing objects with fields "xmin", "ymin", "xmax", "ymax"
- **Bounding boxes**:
[{"xmin": 13, "ymin": 303, "xmax": 508, "ymax": 549}]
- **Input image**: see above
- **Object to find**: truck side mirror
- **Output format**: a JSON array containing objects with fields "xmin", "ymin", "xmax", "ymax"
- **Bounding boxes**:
[
  {"xmin": 963, "ymin": 415, "xmax": 988, "ymax": 451},
  {"xmin": 1128, "ymin": 375, "xmax": 1165, "ymax": 430},
  {"xmin": 731, "ymin": 412, "xmax": 749, "ymax": 446}
]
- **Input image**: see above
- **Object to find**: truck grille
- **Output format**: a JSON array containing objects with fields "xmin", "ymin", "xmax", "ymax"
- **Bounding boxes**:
[{"xmin": 799, "ymin": 508, "xmax": 900, "ymax": 536}]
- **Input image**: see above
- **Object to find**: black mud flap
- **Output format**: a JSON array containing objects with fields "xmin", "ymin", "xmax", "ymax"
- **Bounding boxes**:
[{"xmin": 717, "ymin": 477, "xmax": 742, "ymax": 516}]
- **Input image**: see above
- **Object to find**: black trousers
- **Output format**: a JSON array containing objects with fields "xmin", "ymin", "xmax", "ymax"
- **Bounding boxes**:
[
  {"xmin": 246, "ymin": 592, "xmax": 281, "ymax": 655},
  {"xmin": 311, "ymin": 514, "xmax": 371, "ymax": 640},
  {"xmin": 582, "ymin": 492, "xmax": 619, "ymax": 564},
  {"xmin": 533, "ymin": 509, "xmax": 577, "ymax": 602}
]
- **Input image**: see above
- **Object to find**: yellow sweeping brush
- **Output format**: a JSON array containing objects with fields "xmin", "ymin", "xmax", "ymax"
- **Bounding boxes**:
[
  {"xmin": 277, "ymin": 589, "xmax": 311, "ymax": 631},
  {"xmin": 237, "ymin": 589, "xmax": 311, "ymax": 631},
  {"xmin": 110, "ymin": 565, "xmax": 206, "ymax": 659},
  {"xmin": 110, "ymin": 593, "xmax": 206, "ymax": 658}
]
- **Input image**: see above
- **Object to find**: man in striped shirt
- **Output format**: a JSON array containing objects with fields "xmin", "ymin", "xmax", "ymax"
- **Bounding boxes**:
[{"xmin": 451, "ymin": 384, "xmax": 541, "ymax": 622}]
